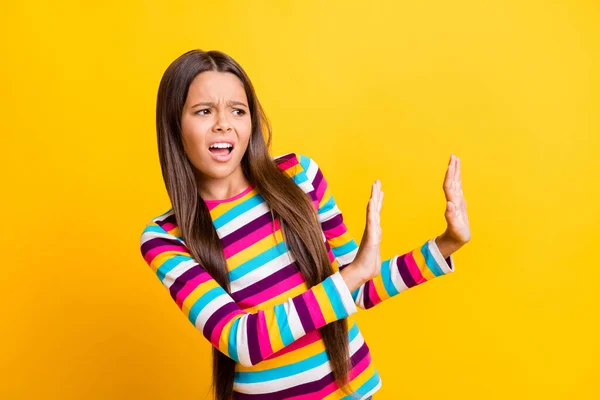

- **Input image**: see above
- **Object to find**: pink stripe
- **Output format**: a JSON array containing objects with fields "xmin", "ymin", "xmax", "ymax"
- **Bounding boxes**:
[
  {"xmin": 223, "ymin": 219, "xmax": 280, "ymax": 259},
  {"xmin": 161, "ymin": 222, "xmax": 177, "ymax": 232},
  {"xmin": 287, "ymin": 349, "xmax": 372, "ymax": 400},
  {"xmin": 210, "ymin": 309, "xmax": 246, "ymax": 347},
  {"xmin": 323, "ymin": 223, "xmax": 347, "ymax": 240},
  {"xmin": 314, "ymin": 176, "xmax": 327, "ymax": 204},
  {"xmin": 174, "ymin": 271, "xmax": 212, "ymax": 307},
  {"xmin": 278, "ymin": 157, "xmax": 299, "ymax": 171},
  {"xmin": 405, "ymin": 251, "xmax": 428, "ymax": 284},
  {"xmin": 368, "ymin": 281, "xmax": 382, "ymax": 306},
  {"xmin": 266, "ymin": 330, "xmax": 321, "ymax": 359},
  {"xmin": 238, "ymin": 272, "xmax": 305, "ymax": 309},
  {"xmin": 144, "ymin": 244, "xmax": 188, "ymax": 264},
  {"xmin": 303, "ymin": 289, "xmax": 327, "ymax": 328},
  {"xmin": 257, "ymin": 311, "xmax": 274, "ymax": 359}
]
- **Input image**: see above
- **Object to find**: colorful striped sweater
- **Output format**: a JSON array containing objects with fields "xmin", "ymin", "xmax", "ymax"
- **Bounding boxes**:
[{"xmin": 139, "ymin": 152, "xmax": 455, "ymax": 399}]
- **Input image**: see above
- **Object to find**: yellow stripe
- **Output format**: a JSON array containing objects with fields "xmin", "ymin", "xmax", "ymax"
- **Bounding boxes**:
[
  {"xmin": 208, "ymin": 188, "xmax": 258, "ymax": 217},
  {"xmin": 151, "ymin": 250, "xmax": 189, "ymax": 273},
  {"xmin": 244, "ymin": 281, "xmax": 308, "ymax": 313},
  {"xmin": 323, "ymin": 362, "xmax": 378, "ymax": 399},
  {"xmin": 264, "ymin": 305, "xmax": 285, "ymax": 354},
  {"xmin": 372, "ymin": 273, "xmax": 392, "ymax": 302},
  {"xmin": 236, "ymin": 332, "xmax": 328, "ymax": 372},
  {"xmin": 180, "ymin": 278, "xmax": 219, "ymax": 317},
  {"xmin": 227, "ymin": 227, "xmax": 284, "ymax": 269},
  {"xmin": 236, "ymin": 316, "xmax": 356, "ymax": 372},
  {"xmin": 311, "ymin": 280, "xmax": 337, "ymax": 323},
  {"xmin": 412, "ymin": 247, "xmax": 437, "ymax": 281}
]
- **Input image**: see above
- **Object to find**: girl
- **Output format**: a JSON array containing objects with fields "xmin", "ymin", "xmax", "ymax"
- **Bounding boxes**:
[{"xmin": 140, "ymin": 49, "xmax": 470, "ymax": 400}]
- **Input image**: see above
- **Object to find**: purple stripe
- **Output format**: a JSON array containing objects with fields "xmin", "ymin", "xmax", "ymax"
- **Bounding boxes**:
[
  {"xmin": 141, "ymin": 235, "xmax": 181, "ymax": 255},
  {"xmin": 158, "ymin": 213, "xmax": 177, "ymax": 227},
  {"xmin": 234, "ymin": 340, "xmax": 370, "ymax": 400},
  {"xmin": 363, "ymin": 281, "xmax": 374, "ymax": 309},
  {"xmin": 395, "ymin": 254, "xmax": 416, "ymax": 288},
  {"xmin": 168, "ymin": 265, "xmax": 203, "ymax": 299},
  {"xmin": 321, "ymin": 213, "xmax": 342, "ymax": 232},
  {"xmin": 292, "ymin": 293, "xmax": 315, "ymax": 333},
  {"xmin": 309, "ymin": 167, "xmax": 325, "ymax": 202},
  {"xmin": 220, "ymin": 210, "xmax": 272, "ymax": 248},
  {"xmin": 203, "ymin": 301, "xmax": 239, "ymax": 340},
  {"xmin": 246, "ymin": 313, "xmax": 262, "ymax": 365},
  {"xmin": 232, "ymin": 263, "xmax": 299, "ymax": 302}
]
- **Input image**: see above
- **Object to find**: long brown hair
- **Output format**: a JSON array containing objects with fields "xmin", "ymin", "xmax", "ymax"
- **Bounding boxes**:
[{"xmin": 155, "ymin": 49, "xmax": 357, "ymax": 399}]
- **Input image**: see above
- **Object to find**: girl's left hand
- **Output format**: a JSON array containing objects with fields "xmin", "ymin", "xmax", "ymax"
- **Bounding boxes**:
[{"xmin": 438, "ymin": 154, "xmax": 471, "ymax": 252}]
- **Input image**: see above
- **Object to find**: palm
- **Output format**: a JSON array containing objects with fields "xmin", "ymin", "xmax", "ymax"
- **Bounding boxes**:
[
  {"xmin": 442, "ymin": 155, "xmax": 471, "ymax": 244},
  {"xmin": 354, "ymin": 180, "xmax": 383, "ymax": 281}
]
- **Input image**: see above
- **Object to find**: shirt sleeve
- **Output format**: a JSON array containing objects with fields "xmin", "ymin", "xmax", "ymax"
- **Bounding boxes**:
[
  {"xmin": 296, "ymin": 153, "xmax": 455, "ymax": 310},
  {"xmin": 139, "ymin": 221, "xmax": 358, "ymax": 367}
]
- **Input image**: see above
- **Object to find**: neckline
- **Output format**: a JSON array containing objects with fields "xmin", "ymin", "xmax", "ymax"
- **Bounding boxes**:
[{"xmin": 202, "ymin": 184, "xmax": 255, "ymax": 205}]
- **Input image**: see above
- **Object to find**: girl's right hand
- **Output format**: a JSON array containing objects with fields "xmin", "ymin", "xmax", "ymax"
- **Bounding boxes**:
[{"xmin": 347, "ymin": 180, "xmax": 384, "ymax": 285}]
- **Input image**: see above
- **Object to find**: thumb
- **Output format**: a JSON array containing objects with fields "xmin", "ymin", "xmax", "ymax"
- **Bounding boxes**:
[{"xmin": 446, "ymin": 201, "xmax": 455, "ymax": 216}]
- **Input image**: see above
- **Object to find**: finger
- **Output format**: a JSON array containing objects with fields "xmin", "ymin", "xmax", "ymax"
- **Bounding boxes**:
[
  {"xmin": 443, "ymin": 156, "xmax": 454, "ymax": 201},
  {"xmin": 456, "ymin": 157, "xmax": 462, "ymax": 188}
]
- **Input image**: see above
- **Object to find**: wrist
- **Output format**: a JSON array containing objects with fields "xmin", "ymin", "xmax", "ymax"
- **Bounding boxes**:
[
  {"xmin": 340, "ymin": 264, "xmax": 366, "ymax": 293},
  {"xmin": 435, "ymin": 232, "xmax": 463, "ymax": 258}
]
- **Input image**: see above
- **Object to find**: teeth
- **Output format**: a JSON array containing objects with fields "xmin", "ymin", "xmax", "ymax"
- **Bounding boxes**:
[{"xmin": 209, "ymin": 143, "xmax": 233, "ymax": 149}]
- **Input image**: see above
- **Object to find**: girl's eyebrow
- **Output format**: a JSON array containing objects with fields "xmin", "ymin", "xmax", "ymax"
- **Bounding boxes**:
[{"xmin": 190, "ymin": 101, "xmax": 248, "ymax": 108}]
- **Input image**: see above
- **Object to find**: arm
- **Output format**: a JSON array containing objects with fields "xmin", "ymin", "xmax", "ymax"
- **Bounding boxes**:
[
  {"xmin": 297, "ymin": 153, "xmax": 455, "ymax": 310},
  {"xmin": 140, "ymin": 221, "xmax": 358, "ymax": 367}
]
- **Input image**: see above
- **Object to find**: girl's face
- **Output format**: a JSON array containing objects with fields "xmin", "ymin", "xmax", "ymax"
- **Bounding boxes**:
[{"xmin": 180, "ymin": 70, "xmax": 252, "ymax": 183}]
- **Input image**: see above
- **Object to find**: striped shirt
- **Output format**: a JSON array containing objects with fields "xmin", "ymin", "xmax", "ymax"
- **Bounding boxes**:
[{"xmin": 139, "ymin": 152, "xmax": 455, "ymax": 399}]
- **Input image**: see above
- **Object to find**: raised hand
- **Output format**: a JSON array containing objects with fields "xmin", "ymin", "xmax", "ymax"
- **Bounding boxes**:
[
  {"xmin": 436, "ymin": 154, "xmax": 471, "ymax": 257},
  {"xmin": 348, "ymin": 180, "xmax": 384, "ymax": 285}
]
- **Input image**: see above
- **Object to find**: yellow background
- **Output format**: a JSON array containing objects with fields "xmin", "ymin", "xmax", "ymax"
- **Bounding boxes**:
[{"xmin": 1, "ymin": 1, "xmax": 599, "ymax": 399}]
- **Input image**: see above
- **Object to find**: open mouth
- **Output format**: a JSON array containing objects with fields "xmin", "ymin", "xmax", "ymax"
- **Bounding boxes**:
[{"xmin": 208, "ymin": 144, "xmax": 233, "ymax": 156}]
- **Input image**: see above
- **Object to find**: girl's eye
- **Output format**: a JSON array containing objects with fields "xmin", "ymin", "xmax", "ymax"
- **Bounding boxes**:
[
  {"xmin": 196, "ymin": 109, "xmax": 210, "ymax": 115},
  {"xmin": 233, "ymin": 109, "xmax": 246, "ymax": 116}
]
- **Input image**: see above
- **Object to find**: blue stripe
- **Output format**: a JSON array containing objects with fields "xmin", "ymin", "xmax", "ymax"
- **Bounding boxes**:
[
  {"xmin": 342, "ymin": 369, "xmax": 381, "ymax": 399},
  {"xmin": 188, "ymin": 286, "xmax": 224, "ymax": 324},
  {"xmin": 420, "ymin": 242, "xmax": 444, "ymax": 277},
  {"xmin": 322, "ymin": 274, "xmax": 348, "ymax": 319},
  {"xmin": 156, "ymin": 255, "xmax": 190, "ymax": 281},
  {"xmin": 298, "ymin": 153, "xmax": 312, "ymax": 173},
  {"xmin": 380, "ymin": 258, "xmax": 400, "ymax": 297},
  {"xmin": 213, "ymin": 194, "xmax": 263, "ymax": 229},
  {"xmin": 274, "ymin": 303, "xmax": 294, "ymax": 346},
  {"xmin": 229, "ymin": 241, "xmax": 288, "ymax": 281},
  {"xmin": 331, "ymin": 239, "xmax": 358, "ymax": 258},
  {"xmin": 235, "ymin": 322, "xmax": 361, "ymax": 383},
  {"xmin": 144, "ymin": 225, "xmax": 167, "ymax": 234},
  {"xmin": 227, "ymin": 317, "xmax": 240, "ymax": 363},
  {"xmin": 318, "ymin": 194, "xmax": 336, "ymax": 214}
]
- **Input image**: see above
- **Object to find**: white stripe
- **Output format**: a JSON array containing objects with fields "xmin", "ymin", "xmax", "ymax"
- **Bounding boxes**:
[
  {"xmin": 140, "ymin": 229, "xmax": 178, "ymax": 244},
  {"xmin": 330, "ymin": 271, "xmax": 358, "ymax": 316},
  {"xmin": 388, "ymin": 255, "xmax": 409, "ymax": 294},
  {"xmin": 233, "ymin": 327, "xmax": 365, "ymax": 393},
  {"xmin": 193, "ymin": 293, "xmax": 232, "ymax": 331},
  {"xmin": 428, "ymin": 238, "xmax": 454, "ymax": 274},
  {"xmin": 303, "ymin": 156, "xmax": 319, "ymax": 181},
  {"xmin": 296, "ymin": 179, "xmax": 313, "ymax": 194},
  {"xmin": 161, "ymin": 259, "xmax": 197, "ymax": 288},
  {"xmin": 216, "ymin": 202, "xmax": 270, "ymax": 237},
  {"xmin": 362, "ymin": 378, "xmax": 383, "ymax": 399},
  {"xmin": 230, "ymin": 250, "xmax": 294, "ymax": 293},
  {"xmin": 336, "ymin": 247, "xmax": 358, "ymax": 267},
  {"xmin": 236, "ymin": 314, "xmax": 252, "ymax": 367},
  {"xmin": 286, "ymin": 300, "xmax": 306, "ymax": 340},
  {"xmin": 353, "ymin": 285, "xmax": 365, "ymax": 309},
  {"xmin": 317, "ymin": 201, "xmax": 339, "ymax": 223}
]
